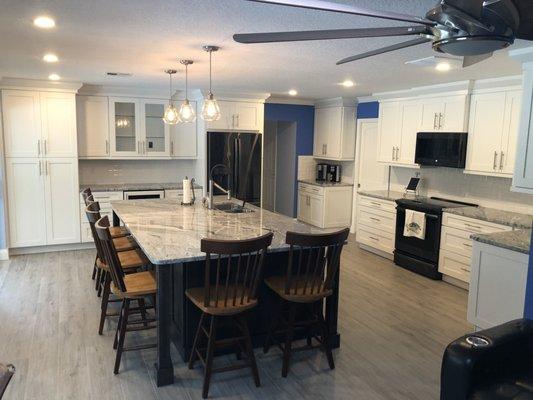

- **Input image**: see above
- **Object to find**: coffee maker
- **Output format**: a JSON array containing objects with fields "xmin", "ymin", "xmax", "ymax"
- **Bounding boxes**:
[
  {"xmin": 316, "ymin": 163, "xmax": 328, "ymax": 182},
  {"xmin": 327, "ymin": 164, "xmax": 342, "ymax": 183}
]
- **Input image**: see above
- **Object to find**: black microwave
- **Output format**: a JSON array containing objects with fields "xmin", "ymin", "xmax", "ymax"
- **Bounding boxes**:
[{"xmin": 415, "ymin": 132, "xmax": 468, "ymax": 168}]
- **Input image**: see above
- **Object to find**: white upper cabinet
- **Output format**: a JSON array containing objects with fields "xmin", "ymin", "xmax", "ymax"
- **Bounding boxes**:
[
  {"xmin": 205, "ymin": 101, "xmax": 264, "ymax": 133},
  {"xmin": 77, "ymin": 95, "xmax": 110, "ymax": 158},
  {"xmin": 419, "ymin": 95, "xmax": 469, "ymax": 132},
  {"xmin": 377, "ymin": 101, "xmax": 400, "ymax": 163},
  {"xmin": 40, "ymin": 92, "xmax": 77, "ymax": 157},
  {"xmin": 313, "ymin": 101, "xmax": 356, "ymax": 160},
  {"xmin": 140, "ymin": 99, "xmax": 170, "ymax": 157},
  {"xmin": 109, "ymin": 97, "xmax": 141, "ymax": 157},
  {"xmin": 2, "ymin": 90, "xmax": 42, "ymax": 158},
  {"xmin": 170, "ymin": 101, "xmax": 197, "ymax": 158},
  {"xmin": 397, "ymin": 100, "xmax": 422, "ymax": 166},
  {"xmin": 466, "ymin": 89, "xmax": 521, "ymax": 176}
]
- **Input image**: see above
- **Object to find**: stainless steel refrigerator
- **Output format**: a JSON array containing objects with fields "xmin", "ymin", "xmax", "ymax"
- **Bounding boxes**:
[{"xmin": 207, "ymin": 132, "xmax": 262, "ymax": 206}]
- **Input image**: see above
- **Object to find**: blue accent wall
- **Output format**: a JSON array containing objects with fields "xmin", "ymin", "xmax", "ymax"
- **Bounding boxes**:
[
  {"xmin": 357, "ymin": 101, "xmax": 379, "ymax": 119},
  {"xmin": 524, "ymin": 231, "xmax": 533, "ymax": 318},
  {"xmin": 264, "ymin": 103, "xmax": 315, "ymax": 216}
]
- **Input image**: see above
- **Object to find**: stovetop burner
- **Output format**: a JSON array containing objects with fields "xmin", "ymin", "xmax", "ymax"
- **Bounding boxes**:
[{"xmin": 396, "ymin": 196, "xmax": 478, "ymax": 212}]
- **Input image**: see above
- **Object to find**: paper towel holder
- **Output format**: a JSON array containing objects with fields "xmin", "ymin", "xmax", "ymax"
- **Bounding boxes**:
[{"xmin": 181, "ymin": 177, "xmax": 196, "ymax": 206}]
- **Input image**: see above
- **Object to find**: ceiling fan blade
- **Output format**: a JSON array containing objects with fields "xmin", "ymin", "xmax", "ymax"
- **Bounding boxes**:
[
  {"xmin": 336, "ymin": 37, "xmax": 432, "ymax": 65},
  {"xmin": 463, "ymin": 52, "xmax": 493, "ymax": 67},
  {"xmin": 442, "ymin": 0, "xmax": 484, "ymax": 18},
  {"xmin": 512, "ymin": 0, "xmax": 533, "ymax": 40},
  {"xmin": 234, "ymin": 26, "xmax": 429, "ymax": 44},
  {"xmin": 245, "ymin": 0, "xmax": 436, "ymax": 26}
]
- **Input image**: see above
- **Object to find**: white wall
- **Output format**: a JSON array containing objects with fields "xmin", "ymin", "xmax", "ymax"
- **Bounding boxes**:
[{"xmin": 78, "ymin": 159, "xmax": 198, "ymax": 185}]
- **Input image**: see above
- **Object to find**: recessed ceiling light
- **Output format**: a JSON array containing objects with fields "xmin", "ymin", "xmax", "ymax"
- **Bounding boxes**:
[
  {"xmin": 48, "ymin": 73, "xmax": 60, "ymax": 81},
  {"xmin": 33, "ymin": 16, "xmax": 55, "ymax": 29},
  {"xmin": 342, "ymin": 80, "xmax": 355, "ymax": 88},
  {"xmin": 288, "ymin": 89, "xmax": 298, "ymax": 96},
  {"xmin": 435, "ymin": 62, "xmax": 451, "ymax": 72},
  {"xmin": 43, "ymin": 53, "xmax": 58, "ymax": 63}
]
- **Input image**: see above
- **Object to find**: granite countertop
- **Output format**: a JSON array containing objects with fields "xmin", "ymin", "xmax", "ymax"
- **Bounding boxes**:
[
  {"xmin": 444, "ymin": 206, "xmax": 533, "ymax": 229},
  {"xmin": 80, "ymin": 182, "xmax": 202, "ymax": 192},
  {"xmin": 357, "ymin": 189, "xmax": 410, "ymax": 202},
  {"xmin": 471, "ymin": 229, "xmax": 532, "ymax": 255},
  {"xmin": 111, "ymin": 198, "xmax": 339, "ymax": 265},
  {"xmin": 299, "ymin": 179, "xmax": 353, "ymax": 188}
]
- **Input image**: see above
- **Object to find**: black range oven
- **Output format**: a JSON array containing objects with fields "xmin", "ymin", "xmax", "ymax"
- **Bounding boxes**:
[{"xmin": 394, "ymin": 197, "xmax": 477, "ymax": 280}]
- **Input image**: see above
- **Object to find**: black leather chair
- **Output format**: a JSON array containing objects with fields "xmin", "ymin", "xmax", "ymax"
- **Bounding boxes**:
[{"xmin": 441, "ymin": 319, "xmax": 533, "ymax": 400}]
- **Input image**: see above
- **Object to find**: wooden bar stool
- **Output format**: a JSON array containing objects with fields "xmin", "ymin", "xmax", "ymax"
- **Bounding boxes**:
[
  {"xmin": 86, "ymin": 203, "xmax": 151, "ymax": 335},
  {"xmin": 263, "ymin": 228, "xmax": 349, "ymax": 377},
  {"xmin": 187, "ymin": 232, "xmax": 273, "ymax": 399},
  {"xmin": 96, "ymin": 216, "xmax": 157, "ymax": 375}
]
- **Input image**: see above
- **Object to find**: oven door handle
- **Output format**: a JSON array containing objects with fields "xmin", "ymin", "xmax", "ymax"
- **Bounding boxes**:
[{"xmin": 425, "ymin": 214, "xmax": 439, "ymax": 220}]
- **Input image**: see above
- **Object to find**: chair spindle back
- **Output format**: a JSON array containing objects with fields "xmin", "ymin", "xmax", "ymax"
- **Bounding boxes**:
[{"xmin": 95, "ymin": 216, "xmax": 127, "ymax": 293}]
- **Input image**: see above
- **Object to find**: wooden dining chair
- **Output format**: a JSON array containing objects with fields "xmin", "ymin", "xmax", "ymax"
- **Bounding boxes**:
[
  {"xmin": 187, "ymin": 232, "xmax": 273, "ymax": 399},
  {"xmin": 95, "ymin": 216, "xmax": 157, "ymax": 374},
  {"xmin": 263, "ymin": 228, "xmax": 350, "ymax": 377},
  {"xmin": 0, "ymin": 363, "xmax": 14, "ymax": 399},
  {"xmin": 86, "ymin": 203, "xmax": 151, "ymax": 335}
]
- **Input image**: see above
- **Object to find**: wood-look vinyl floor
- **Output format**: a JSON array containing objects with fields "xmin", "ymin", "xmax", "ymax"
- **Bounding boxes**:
[{"xmin": 0, "ymin": 235, "xmax": 471, "ymax": 400}]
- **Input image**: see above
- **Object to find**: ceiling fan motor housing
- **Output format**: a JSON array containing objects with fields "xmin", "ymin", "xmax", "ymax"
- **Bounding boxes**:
[{"xmin": 428, "ymin": 0, "xmax": 519, "ymax": 56}]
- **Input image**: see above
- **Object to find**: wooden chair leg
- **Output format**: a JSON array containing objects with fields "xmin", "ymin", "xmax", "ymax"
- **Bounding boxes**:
[
  {"xmin": 97, "ymin": 270, "xmax": 106, "ymax": 297},
  {"xmin": 282, "ymin": 303, "xmax": 297, "ymax": 378},
  {"xmin": 239, "ymin": 315, "xmax": 260, "ymax": 387},
  {"xmin": 92, "ymin": 254, "xmax": 98, "ymax": 280},
  {"xmin": 113, "ymin": 299, "xmax": 125, "ymax": 350},
  {"xmin": 188, "ymin": 312, "xmax": 206, "ymax": 370},
  {"xmin": 202, "ymin": 315, "xmax": 218, "ymax": 399},
  {"xmin": 114, "ymin": 299, "xmax": 130, "ymax": 374},
  {"xmin": 137, "ymin": 298, "xmax": 148, "ymax": 327},
  {"xmin": 318, "ymin": 311, "xmax": 335, "ymax": 370},
  {"xmin": 95, "ymin": 268, "xmax": 101, "ymax": 292},
  {"xmin": 263, "ymin": 297, "xmax": 282, "ymax": 354},
  {"xmin": 98, "ymin": 274, "xmax": 111, "ymax": 335}
]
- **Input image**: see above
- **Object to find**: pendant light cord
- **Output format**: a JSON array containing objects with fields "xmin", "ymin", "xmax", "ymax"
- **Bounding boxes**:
[
  {"xmin": 169, "ymin": 73, "xmax": 172, "ymax": 103},
  {"xmin": 209, "ymin": 50, "xmax": 212, "ymax": 95},
  {"xmin": 185, "ymin": 64, "xmax": 189, "ymax": 100}
]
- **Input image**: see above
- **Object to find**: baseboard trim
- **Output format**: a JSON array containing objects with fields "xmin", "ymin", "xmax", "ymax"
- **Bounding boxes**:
[
  {"xmin": 442, "ymin": 274, "xmax": 469, "ymax": 290},
  {"xmin": 10, "ymin": 242, "xmax": 95, "ymax": 256},
  {"xmin": 357, "ymin": 243, "xmax": 394, "ymax": 260},
  {"xmin": 0, "ymin": 248, "xmax": 9, "ymax": 260}
]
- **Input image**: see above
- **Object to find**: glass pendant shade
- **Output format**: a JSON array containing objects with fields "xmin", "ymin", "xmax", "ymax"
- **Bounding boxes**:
[
  {"xmin": 163, "ymin": 103, "xmax": 179, "ymax": 125},
  {"xmin": 201, "ymin": 93, "xmax": 221, "ymax": 122},
  {"xmin": 179, "ymin": 99, "xmax": 196, "ymax": 123}
]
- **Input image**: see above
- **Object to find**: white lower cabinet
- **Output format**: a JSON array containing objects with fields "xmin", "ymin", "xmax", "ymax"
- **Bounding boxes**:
[
  {"xmin": 355, "ymin": 195, "xmax": 396, "ymax": 256},
  {"xmin": 297, "ymin": 183, "xmax": 352, "ymax": 228},
  {"xmin": 468, "ymin": 240, "xmax": 529, "ymax": 329},
  {"xmin": 439, "ymin": 213, "xmax": 512, "ymax": 283},
  {"xmin": 6, "ymin": 157, "xmax": 80, "ymax": 248}
]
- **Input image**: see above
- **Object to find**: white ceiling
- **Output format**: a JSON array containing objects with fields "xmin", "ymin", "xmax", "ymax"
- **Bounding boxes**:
[{"xmin": 0, "ymin": 0, "xmax": 530, "ymax": 100}]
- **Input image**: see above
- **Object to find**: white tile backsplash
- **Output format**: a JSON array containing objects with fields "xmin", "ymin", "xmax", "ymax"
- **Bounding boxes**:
[{"xmin": 79, "ymin": 159, "xmax": 198, "ymax": 186}]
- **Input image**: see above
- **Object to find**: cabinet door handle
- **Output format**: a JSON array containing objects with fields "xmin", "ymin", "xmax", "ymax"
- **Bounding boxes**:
[
  {"xmin": 439, "ymin": 113, "xmax": 444, "ymax": 129},
  {"xmin": 235, "ymin": 114, "xmax": 239, "ymax": 127},
  {"xmin": 38, "ymin": 160, "xmax": 42, "ymax": 176},
  {"xmin": 143, "ymin": 141, "xmax": 146, "ymax": 154},
  {"xmin": 433, "ymin": 113, "xmax": 438, "ymax": 130},
  {"xmin": 37, "ymin": 140, "xmax": 41, "ymax": 156},
  {"xmin": 499, "ymin": 151, "xmax": 504, "ymax": 170},
  {"xmin": 170, "ymin": 141, "xmax": 174, "ymax": 156},
  {"xmin": 43, "ymin": 140, "xmax": 47, "ymax": 155},
  {"xmin": 396, "ymin": 147, "xmax": 399, "ymax": 160},
  {"xmin": 493, "ymin": 151, "xmax": 498, "ymax": 170},
  {"xmin": 105, "ymin": 139, "xmax": 109, "ymax": 155},
  {"xmin": 392, "ymin": 146, "xmax": 395, "ymax": 160},
  {"xmin": 46, "ymin": 161, "xmax": 49, "ymax": 175},
  {"xmin": 324, "ymin": 144, "xmax": 327, "ymax": 155}
]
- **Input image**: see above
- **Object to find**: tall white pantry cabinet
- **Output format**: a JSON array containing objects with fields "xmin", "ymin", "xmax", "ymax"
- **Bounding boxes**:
[{"xmin": 1, "ymin": 86, "xmax": 81, "ymax": 248}]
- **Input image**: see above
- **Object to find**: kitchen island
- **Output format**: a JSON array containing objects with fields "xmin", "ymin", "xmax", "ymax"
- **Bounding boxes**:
[{"xmin": 111, "ymin": 198, "xmax": 344, "ymax": 387}]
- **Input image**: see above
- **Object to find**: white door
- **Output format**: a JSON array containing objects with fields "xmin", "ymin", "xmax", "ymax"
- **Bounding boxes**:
[
  {"xmin": 397, "ymin": 100, "xmax": 422, "ymax": 166},
  {"xmin": 308, "ymin": 193, "xmax": 324, "ymax": 228},
  {"xmin": 2, "ymin": 90, "xmax": 42, "ymax": 158},
  {"xmin": 77, "ymin": 95, "xmax": 109, "ymax": 158},
  {"xmin": 109, "ymin": 97, "xmax": 141, "ymax": 157},
  {"xmin": 297, "ymin": 191, "xmax": 310, "ymax": 223},
  {"xmin": 420, "ymin": 98, "xmax": 444, "ymax": 132},
  {"xmin": 234, "ymin": 102, "xmax": 262, "ymax": 132},
  {"xmin": 40, "ymin": 92, "xmax": 77, "ymax": 157},
  {"xmin": 205, "ymin": 101, "xmax": 234, "ymax": 131},
  {"xmin": 377, "ymin": 101, "xmax": 399, "ymax": 163},
  {"xmin": 466, "ymin": 92, "xmax": 505, "ymax": 173},
  {"xmin": 325, "ymin": 107, "xmax": 342, "ymax": 159},
  {"xmin": 5, "ymin": 158, "xmax": 47, "ymax": 247},
  {"xmin": 170, "ymin": 105, "xmax": 198, "ymax": 158},
  {"xmin": 442, "ymin": 95, "xmax": 468, "ymax": 131},
  {"xmin": 43, "ymin": 158, "xmax": 81, "ymax": 244},
  {"xmin": 501, "ymin": 90, "xmax": 522, "ymax": 175},
  {"xmin": 141, "ymin": 99, "xmax": 170, "ymax": 157}
]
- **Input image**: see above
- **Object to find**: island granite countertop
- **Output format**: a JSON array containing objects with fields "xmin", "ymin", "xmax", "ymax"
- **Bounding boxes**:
[
  {"xmin": 444, "ymin": 206, "xmax": 533, "ymax": 229},
  {"xmin": 111, "ymin": 198, "xmax": 338, "ymax": 265},
  {"xmin": 299, "ymin": 179, "xmax": 353, "ymax": 188},
  {"xmin": 471, "ymin": 229, "xmax": 532, "ymax": 255},
  {"xmin": 80, "ymin": 182, "xmax": 202, "ymax": 193}
]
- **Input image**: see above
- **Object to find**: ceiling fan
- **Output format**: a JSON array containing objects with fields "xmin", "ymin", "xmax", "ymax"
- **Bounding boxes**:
[{"xmin": 234, "ymin": 0, "xmax": 533, "ymax": 67}]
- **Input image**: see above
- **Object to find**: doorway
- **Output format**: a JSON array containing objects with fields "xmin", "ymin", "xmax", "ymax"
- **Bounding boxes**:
[{"xmin": 262, "ymin": 121, "xmax": 297, "ymax": 217}]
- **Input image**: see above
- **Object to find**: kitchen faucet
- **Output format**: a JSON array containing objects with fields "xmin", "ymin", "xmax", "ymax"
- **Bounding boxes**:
[{"xmin": 208, "ymin": 164, "xmax": 231, "ymax": 209}]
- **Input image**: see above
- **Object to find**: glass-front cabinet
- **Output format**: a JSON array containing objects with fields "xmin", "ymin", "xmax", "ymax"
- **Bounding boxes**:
[{"xmin": 108, "ymin": 97, "xmax": 170, "ymax": 158}]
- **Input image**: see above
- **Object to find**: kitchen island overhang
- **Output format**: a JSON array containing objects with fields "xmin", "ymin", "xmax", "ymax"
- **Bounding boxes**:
[{"xmin": 111, "ymin": 198, "xmax": 343, "ymax": 387}]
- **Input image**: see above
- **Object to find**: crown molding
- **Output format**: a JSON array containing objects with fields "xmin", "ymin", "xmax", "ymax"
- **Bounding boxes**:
[
  {"xmin": 0, "ymin": 77, "xmax": 82, "ymax": 92},
  {"xmin": 203, "ymin": 91, "xmax": 270, "ymax": 103},
  {"xmin": 266, "ymin": 96, "xmax": 315, "ymax": 106},
  {"xmin": 374, "ymin": 80, "xmax": 473, "ymax": 100}
]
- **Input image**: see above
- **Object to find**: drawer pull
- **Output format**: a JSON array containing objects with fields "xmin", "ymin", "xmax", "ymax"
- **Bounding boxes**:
[
  {"xmin": 465, "ymin": 223, "xmax": 482, "ymax": 230},
  {"xmin": 461, "ymin": 267, "xmax": 470, "ymax": 272},
  {"xmin": 370, "ymin": 202, "xmax": 382, "ymax": 207},
  {"xmin": 369, "ymin": 217, "xmax": 381, "ymax": 222},
  {"xmin": 369, "ymin": 236, "xmax": 380, "ymax": 241},
  {"xmin": 463, "ymin": 242, "xmax": 472, "ymax": 248}
]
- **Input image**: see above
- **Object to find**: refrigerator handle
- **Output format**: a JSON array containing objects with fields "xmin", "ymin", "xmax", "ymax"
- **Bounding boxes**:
[{"xmin": 234, "ymin": 136, "xmax": 239, "ymax": 197}]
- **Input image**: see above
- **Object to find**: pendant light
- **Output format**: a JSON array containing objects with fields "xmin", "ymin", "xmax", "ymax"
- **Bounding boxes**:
[
  {"xmin": 163, "ymin": 69, "xmax": 179, "ymax": 125},
  {"xmin": 201, "ymin": 45, "xmax": 221, "ymax": 122},
  {"xmin": 178, "ymin": 60, "xmax": 196, "ymax": 123}
]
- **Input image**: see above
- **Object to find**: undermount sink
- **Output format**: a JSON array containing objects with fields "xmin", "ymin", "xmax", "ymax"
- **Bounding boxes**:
[{"xmin": 214, "ymin": 202, "xmax": 254, "ymax": 213}]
